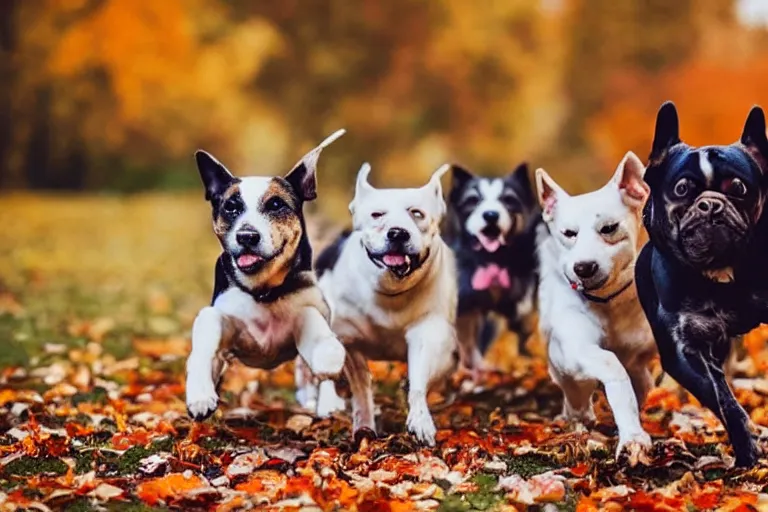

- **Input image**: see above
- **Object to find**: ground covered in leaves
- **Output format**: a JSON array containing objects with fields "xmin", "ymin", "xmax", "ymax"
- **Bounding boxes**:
[{"xmin": 3, "ymin": 194, "xmax": 768, "ymax": 511}]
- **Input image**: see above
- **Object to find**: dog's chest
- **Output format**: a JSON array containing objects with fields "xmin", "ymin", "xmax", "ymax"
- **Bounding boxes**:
[
  {"xmin": 597, "ymin": 301, "xmax": 655, "ymax": 365},
  {"xmin": 214, "ymin": 288, "xmax": 296, "ymax": 356}
]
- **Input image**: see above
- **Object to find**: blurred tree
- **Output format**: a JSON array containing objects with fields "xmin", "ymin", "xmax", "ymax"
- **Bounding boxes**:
[{"xmin": 562, "ymin": 0, "xmax": 696, "ymax": 152}]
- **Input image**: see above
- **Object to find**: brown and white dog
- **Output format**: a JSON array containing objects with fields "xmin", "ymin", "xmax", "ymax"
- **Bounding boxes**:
[
  {"xmin": 536, "ymin": 152, "xmax": 657, "ymax": 459},
  {"xmin": 185, "ymin": 130, "xmax": 348, "ymax": 421}
]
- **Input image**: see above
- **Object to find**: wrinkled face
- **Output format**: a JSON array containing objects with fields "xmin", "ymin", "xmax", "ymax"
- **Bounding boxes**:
[
  {"xmin": 350, "ymin": 163, "xmax": 448, "ymax": 279},
  {"xmin": 448, "ymin": 163, "xmax": 535, "ymax": 253},
  {"xmin": 648, "ymin": 147, "xmax": 759, "ymax": 268},
  {"xmin": 537, "ymin": 152, "xmax": 649, "ymax": 292},
  {"xmin": 644, "ymin": 102, "xmax": 768, "ymax": 277}
]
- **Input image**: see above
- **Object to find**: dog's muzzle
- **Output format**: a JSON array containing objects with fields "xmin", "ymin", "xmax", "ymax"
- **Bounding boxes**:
[
  {"xmin": 678, "ymin": 194, "xmax": 748, "ymax": 267},
  {"xmin": 366, "ymin": 230, "xmax": 426, "ymax": 278}
]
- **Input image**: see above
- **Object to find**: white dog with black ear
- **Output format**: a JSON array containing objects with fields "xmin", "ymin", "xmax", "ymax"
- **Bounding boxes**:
[
  {"xmin": 536, "ymin": 152, "xmax": 656, "ymax": 459},
  {"xmin": 296, "ymin": 163, "xmax": 458, "ymax": 445}
]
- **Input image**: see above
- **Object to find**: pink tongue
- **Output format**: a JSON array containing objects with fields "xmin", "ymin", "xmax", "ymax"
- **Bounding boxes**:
[
  {"xmin": 382, "ymin": 254, "xmax": 406, "ymax": 266},
  {"xmin": 477, "ymin": 233, "xmax": 502, "ymax": 253},
  {"xmin": 237, "ymin": 254, "xmax": 262, "ymax": 267}
]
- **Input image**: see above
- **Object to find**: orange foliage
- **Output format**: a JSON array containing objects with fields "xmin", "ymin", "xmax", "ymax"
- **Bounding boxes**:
[{"xmin": 588, "ymin": 58, "xmax": 768, "ymax": 167}]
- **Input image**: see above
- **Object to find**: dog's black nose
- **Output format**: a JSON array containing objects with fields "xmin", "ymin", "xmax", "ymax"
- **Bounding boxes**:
[
  {"xmin": 483, "ymin": 210, "xmax": 500, "ymax": 224},
  {"xmin": 697, "ymin": 198, "xmax": 724, "ymax": 216},
  {"xmin": 236, "ymin": 231, "xmax": 261, "ymax": 247},
  {"xmin": 387, "ymin": 227, "xmax": 410, "ymax": 242},
  {"xmin": 573, "ymin": 261, "xmax": 598, "ymax": 279}
]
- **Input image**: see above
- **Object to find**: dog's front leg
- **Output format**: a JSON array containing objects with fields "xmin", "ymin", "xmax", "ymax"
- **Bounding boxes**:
[
  {"xmin": 344, "ymin": 349, "xmax": 376, "ymax": 434},
  {"xmin": 456, "ymin": 313, "xmax": 484, "ymax": 377},
  {"xmin": 574, "ymin": 346, "xmax": 651, "ymax": 458},
  {"xmin": 698, "ymin": 353, "xmax": 759, "ymax": 467},
  {"xmin": 405, "ymin": 315, "xmax": 457, "ymax": 446},
  {"xmin": 294, "ymin": 306, "xmax": 346, "ymax": 380},
  {"xmin": 186, "ymin": 307, "xmax": 234, "ymax": 420}
]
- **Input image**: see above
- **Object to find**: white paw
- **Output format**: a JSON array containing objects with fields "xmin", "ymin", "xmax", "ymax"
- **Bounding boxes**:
[
  {"xmin": 186, "ymin": 373, "xmax": 218, "ymax": 421},
  {"xmin": 407, "ymin": 406, "xmax": 437, "ymax": 446},
  {"xmin": 616, "ymin": 430, "xmax": 652, "ymax": 459},
  {"xmin": 316, "ymin": 380, "xmax": 345, "ymax": 417},
  {"xmin": 310, "ymin": 337, "xmax": 346, "ymax": 380}
]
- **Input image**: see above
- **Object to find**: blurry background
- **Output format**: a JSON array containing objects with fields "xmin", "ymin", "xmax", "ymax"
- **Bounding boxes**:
[{"xmin": 2, "ymin": 0, "xmax": 768, "ymax": 373}]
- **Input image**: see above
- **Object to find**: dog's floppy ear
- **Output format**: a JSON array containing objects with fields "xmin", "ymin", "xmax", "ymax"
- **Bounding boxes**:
[
  {"xmin": 195, "ymin": 150, "xmax": 237, "ymax": 201},
  {"xmin": 422, "ymin": 163, "xmax": 451, "ymax": 218},
  {"xmin": 535, "ymin": 168, "xmax": 565, "ymax": 222},
  {"xmin": 285, "ymin": 128, "xmax": 345, "ymax": 202},
  {"xmin": 613, "ymin": 151, "xmax": 649, "ymax": 210},
  {"xmin": 740, "ymin": 106, "xmax": 768, "ymax": 172},
  {"xmin": 649, "ymin": 101, "xmax": 680, "ymax": 165},
  {"xmin": 349, "ymin": 162, "xmax": 375, "ymax": 215}
]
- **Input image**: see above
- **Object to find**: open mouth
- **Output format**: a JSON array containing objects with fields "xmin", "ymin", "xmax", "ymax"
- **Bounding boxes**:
[
  {"xmin": 475, "ymin": 226, "xmax": 505, "ymax": 253},
  {"xmin": 234, "ymin": 252, "xmax": 267, "ymax": 273},
  {"xmin": 367, "ymin": 249, "xmax": 419, "ymax": 278}
]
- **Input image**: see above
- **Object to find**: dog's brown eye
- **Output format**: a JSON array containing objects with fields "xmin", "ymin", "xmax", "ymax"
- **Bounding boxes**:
[
  {"xmin": 265, "ymin": 196, "xmax": 287, "ymax": 212},
  {"xmin": 371, "ymin": 212, "xmax": 384, "ymax": 219},
  {"xmin": 562, "ymin": 229, "xmax": 577, "ymax": 239},
  {"xmin": 673, "ymin": 179, "xmax": 689, "ymax": 198},
  {"xmin": 600, "ymin": 223, "xmax": 619, "ymax": 235},
  {"xmin": 410, "ymin": 209, "xmax": 425, "ymax": 220},
  {"xmin": 726, "ymin": 178, "xmax": 747, "ymax": 197}
]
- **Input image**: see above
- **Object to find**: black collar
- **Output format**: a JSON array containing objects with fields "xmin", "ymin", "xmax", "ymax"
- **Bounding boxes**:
[
  {"xmin": 224, "ymin": 256, "xmax": 307, "ymax": 304},
  {"xmin": 581, "ymin": 280, "xmax": 633, "ymax": 304}
]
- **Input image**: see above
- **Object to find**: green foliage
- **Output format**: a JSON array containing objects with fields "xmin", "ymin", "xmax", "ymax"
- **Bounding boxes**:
[{"xmin": 3, "ymin": 456, "xmax": 68, "ymax": 477}]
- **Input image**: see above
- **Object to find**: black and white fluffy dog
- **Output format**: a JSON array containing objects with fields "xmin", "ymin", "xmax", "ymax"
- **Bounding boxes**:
[
  {"xmin": 636, "ymin": 102, "xmax": 768, "ymax": 467},
  {"xmin": 185, "ymin": 130, "xmax": 347, "ymax": 421},
  {"xmin": 445, "ymin": 163, "xmax": 540, "ymax": 373}
]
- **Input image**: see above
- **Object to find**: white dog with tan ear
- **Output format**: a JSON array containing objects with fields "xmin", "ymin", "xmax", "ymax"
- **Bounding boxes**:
[
  {"xmin": 536, "ymin": 152, "xmax": 657, "ymax": 459},
  {"xmin": 296, "ymin": 163, "xmax": 458, "ymax": 445}
]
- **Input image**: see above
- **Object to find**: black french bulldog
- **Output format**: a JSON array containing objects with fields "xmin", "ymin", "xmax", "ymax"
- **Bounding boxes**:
[
  {"xmin": 635, "ymin": 101, "xmax": 768, "ymax": 467},
  {"xmin": 445, "ymin": 163, "xmax": 540, "ymax": 373}
]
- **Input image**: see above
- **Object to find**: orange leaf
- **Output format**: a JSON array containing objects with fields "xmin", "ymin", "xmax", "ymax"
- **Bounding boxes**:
[
  {"xmin": 132, "ymin": 337, "xmax": 190, "ymax": 358},
  {"xmin": 234, "ymin": 470, "xmax": 287, "ymax": 501},
  {"xmin": 136, "ymin": 472, "xmax": 206, "ymax": 506}
]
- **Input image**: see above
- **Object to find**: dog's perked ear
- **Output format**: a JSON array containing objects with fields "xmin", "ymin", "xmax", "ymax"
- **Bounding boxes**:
[
  {"xmin": 649, "ymin": 101, "xmax": 681, "ymax": 165},
  {"xmin": 612, "ymin": 151, "xmax": 650, "ymax": 210},
  {"xmin": 508, "ymin": 162, "xmax": 535, "ymax": 207},
  {"xmin": 195, "ymin": 150, "xmax": 237, "ymax": 201},
  {"xmin": 285, "ymin": 129, "xmax": 345, "ymax": 202},
  {"xmin": 450, "ymin": 164, "xmax": 475, "ymax": 192},
  {"xmin": 535, "ymin": 168, "xmax": 565, "ymax": 222},
  {"xmin": 420, "ymin": 163, "xmax": 451, "ymax": 219},
  {"xmin": 349, "ymin": 162, "xmax": 375, "ymax": 216},
  {"xmin": 740, "ymin": 106, "xmax": 768, "ymax": 171}
]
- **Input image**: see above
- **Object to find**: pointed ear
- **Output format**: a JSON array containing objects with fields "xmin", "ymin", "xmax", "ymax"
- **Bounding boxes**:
[
  {"xmin": 349, "ymin": 162, "xmax": 375, "ymax": 215},
  {"xmin": 535, "ymin": 168, "xmax": 565, "ymax": 222},
  {"xmin": 740, "ymin": 106, "xmax": 768, "ymax": 170},
  {"xmin": 285, "ymin": 129, "xmax": 345, "ymax": 202},
  {"xmin": 649, "ymin": 101, "xmax": 680, "ymax": 165},
  {"xmin": 613, "ymin": 151, "xmax": 649, "ymax": 210},
  {"xmin": 450, "ymin": 164, "xmax": 474, "ymax": 191},
  {"xmin": 195, "ymin": 150, "xmax": 237, "ymax": 201},
  {"xmin": 422, "ymin": 163, "xmax": 450, "ymax": 218},
  {"xmin": 508, "ymin": 162, "xmax": 534, "ymax": 206}
]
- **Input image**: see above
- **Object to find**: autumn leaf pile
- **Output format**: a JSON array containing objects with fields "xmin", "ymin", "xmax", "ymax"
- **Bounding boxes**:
[{"xmin": 3, "ymin": 195, "xmax": 768, "ymax": 511}]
